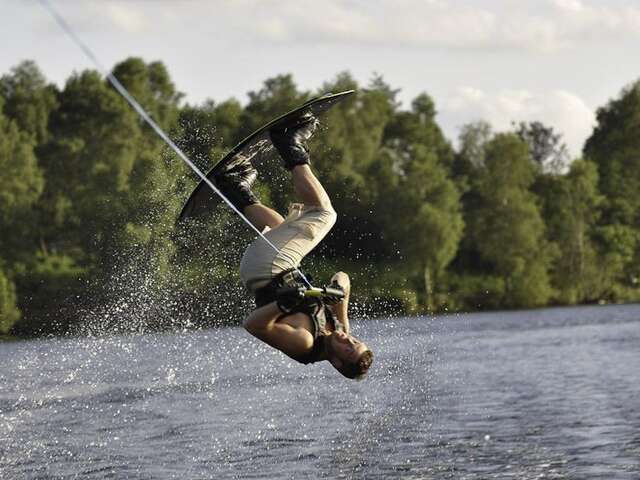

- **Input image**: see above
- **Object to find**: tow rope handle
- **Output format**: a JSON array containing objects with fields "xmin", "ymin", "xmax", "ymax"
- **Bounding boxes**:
[
  {"xmin": 276, "ymin": 284, "xmax": 345, "ymax": 303},
  {"xmin": 304, "ymin": 286, "xmax": 345, "ymax": 300}
]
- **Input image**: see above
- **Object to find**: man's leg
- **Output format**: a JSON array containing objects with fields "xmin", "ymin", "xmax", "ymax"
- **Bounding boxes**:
[
  {"xmin": 243, "ymin": 163, "xmax": 331, "ymax": 231},
  {"xmin": 244, "ymin": 203, "xmax": 284, "ymax": 231},
  {"xmin": 290, "ymin": 165, "xmax": 332, "ymax": 209},
  {"xmin": 270, "ymin": 114, "xmax": 333, "ymax": 210},
  {"xmin": 239, "ymin": 115, "xmax": 337, "ymax": 288}
]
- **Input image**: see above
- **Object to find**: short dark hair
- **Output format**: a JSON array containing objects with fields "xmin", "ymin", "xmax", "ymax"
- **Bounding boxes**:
[{"xmin": 338, "ymin": 349, "xmax": 374, "ymax": 380}]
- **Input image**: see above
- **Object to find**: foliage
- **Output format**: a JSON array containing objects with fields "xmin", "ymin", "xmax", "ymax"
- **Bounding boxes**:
[
  {"xmin": 584, "ymin": 81, "xmax": 640, "ymax": 300},
  {"xmin": 1, "ymin": 59, "xmax": 639, "ymax": 337},
  {"xmin": 0, "ymin": 267, "xmax": 20, "ymax": 334},
  {"xmin": 515, "ymin": 121, "xmax": 570, "ymax": 174},
  {"xmin": 463, "ymin": 134, "xmax": 554, "ymax": 308}
]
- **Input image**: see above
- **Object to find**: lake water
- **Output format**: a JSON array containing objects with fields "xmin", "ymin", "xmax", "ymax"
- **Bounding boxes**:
[{"xmin": 1, "ymin": 304, "xmax": 639, "ymax": 479}]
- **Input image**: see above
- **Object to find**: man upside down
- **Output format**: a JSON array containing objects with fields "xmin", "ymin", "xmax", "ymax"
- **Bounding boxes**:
[{"xmin": 213, "ymin": 113, "xmax": 373, "ymax": 379}]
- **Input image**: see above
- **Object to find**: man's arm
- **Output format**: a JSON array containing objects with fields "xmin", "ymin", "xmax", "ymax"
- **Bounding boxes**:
[
  {"xmin": 243, "ymin": 302, "xmax": 314, "ymax": 357},
  {"xmin": 329, "ymin": 271, "xmax": 351, "ymax": 335}
]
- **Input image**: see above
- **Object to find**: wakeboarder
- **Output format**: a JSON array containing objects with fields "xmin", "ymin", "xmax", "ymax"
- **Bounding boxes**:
[{"xmin": 214, "ymin": 114, "xmax": 374, "ymax": 379}]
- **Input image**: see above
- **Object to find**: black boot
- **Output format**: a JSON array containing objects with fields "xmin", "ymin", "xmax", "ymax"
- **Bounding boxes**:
[
  {"xmin": 212, "ymin": 158, "xmax": 259, "ymax": 211},
  {"xmin": 270, "ymin": 113, "xmax": 318, "ymax": 170}
]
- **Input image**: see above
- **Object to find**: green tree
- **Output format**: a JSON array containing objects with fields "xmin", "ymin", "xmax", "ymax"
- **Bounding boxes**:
[
  {"xmin": 469, "ymin": 133, "xmax": 554, "ymax": 308},
  {"xmin": 535, "ymin": 160, "xmax": 603, "ymax": 303},
  {"xmin": 455, "ymin": 121, "xmax": 492, "ymax": 172},
  {"xmin": 515, "ymin": 121, "xmax": 570, "ymax": 174},
  {"xmin": 584, "ymin": 80, "xmax": 640, "ymax": 297},
  {"xmin": 315, "ymin": 74, "xmax": 397, "ymax": 259},
  {"xmin": 377, "ymin": 93, "xmax": 463, "ymax": 310},
  {"xmin": 36, "ymin": 70, "xmax": 140, "ymax": 262},
  {"xmin": 0, "ymin": 267, "xmax": 20, "ymax": 333},
  {"xmin": 0, "ymin": 100, "xmax": 43, "ymax": 222},
  {"xmin": 0, "ymin": 98, "xmax": 44, "ymax": 262},
  {"xmin": 0, "ymin": 60, "xmax": 58, "ymax": 145},
  {"xmin": 242, "ymin": 74, "xmax": 309, "ymax": 137},
  {"xmin": 110, "ymin": 59, "xmax": 184, "ymax": 267},
  {"xmin": 111, "ymin": 58, "xmax": 182, "ymax": 132},
  {"xmin": 0, "ymin": 90, "xmax": 42, "ymax": 334}
]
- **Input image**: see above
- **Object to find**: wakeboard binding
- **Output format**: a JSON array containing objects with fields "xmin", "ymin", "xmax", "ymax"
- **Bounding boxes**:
[
  {"xmin": 212, "ymin": 158, "xmax": 259, "ymax": 211},
  {"xmin": 270, "ymin": 113, "xmax": 319, "ymax": 170}
]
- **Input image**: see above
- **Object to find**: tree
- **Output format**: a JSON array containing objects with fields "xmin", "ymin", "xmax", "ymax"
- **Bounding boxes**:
[
  {"xmin": 35, "ymin": 70, "xmax": 140, "ymax": 261},
  {"xmin": 111, "ymin": 58, "xmax": 182, "ymax": 132},
  {"xmin": 317, "ymin": 73, "xmax": 397, "ymax": 258},
  {"xmin": 456, "ymin": 121, "xmax": 492, "ymax": 169},
  {"xmin": 376, "ymin": 93, "xmax": 463, "ymax": 310},
  {"xmin": 535, "ymin": 160, "xmax": 603, "ymax": 303},
  {"xmin": 0, "ymin": 101, "xmax": 43, "ymax": 222},
  {"xmin": 0, "ymin": 99, "xmax": 44, "ymax": 262},
  {"xmin": 110, "ymin": 59, "xmax": 184, "ymax": 261},
  {"xmin": 515, "ymin": 121, "xmax": 570, "ymax": 174},
  {"xmin": 468, "ymin": 133, "xmax": 554, "ymax": 308},
  {"xmin": 0, "ymin": 60, "xmax": 58, "ymax": 146},
  {"xmin": 0, "ymin": 267, "xmax": 20, "ymax": 333},
  {"xmin": 242, "ymin": 74, "xmax": 309, "ymax": 138},
  {"xmin": 584, "ymin": 80, "xmax": 640, "ymax": 297}
]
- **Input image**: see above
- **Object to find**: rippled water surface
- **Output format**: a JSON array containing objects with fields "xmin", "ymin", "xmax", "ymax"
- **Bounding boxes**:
[{"xmin": 1, "ymin": 304, "xmax": 639, "ymax": 479}]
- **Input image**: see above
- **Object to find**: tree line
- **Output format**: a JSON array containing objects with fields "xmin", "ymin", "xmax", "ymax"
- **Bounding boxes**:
[{"xmin": 1, "ymin": 58, "xmax": 639, "ymax": 336}]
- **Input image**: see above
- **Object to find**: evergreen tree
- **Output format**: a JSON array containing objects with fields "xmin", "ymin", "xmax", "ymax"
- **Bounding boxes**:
[{"xmin": 37, "ymin": 69, "xmax": 140, "ymax": 263}]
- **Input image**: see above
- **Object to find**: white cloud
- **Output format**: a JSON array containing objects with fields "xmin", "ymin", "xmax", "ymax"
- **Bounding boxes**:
[
  {"xmin": 102, "ymin": 3, "xmax": 147, "ymax": 33},
  {"xmin": 550, "ymin": 0, "xmax": 640, "ymax": 40},
  {"xmin": 43, "ymin": 0, "xmax": 640, "ymax": 53},
  {"xmin": 185, "ymin": 0, "xmax": 640, "ymax": 53},
  {"xmin": 43, "ymin": 0, "xmax": 150, "ymax": 34},
  {"xmin": 442, "ymin": 87, "xmax": 596, "ymax": 156}
]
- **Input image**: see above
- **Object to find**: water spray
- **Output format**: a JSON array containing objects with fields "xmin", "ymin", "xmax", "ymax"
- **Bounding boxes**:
[{"xmin": 39, "ymin": 0, "xmax": 313, "ymax": 288}]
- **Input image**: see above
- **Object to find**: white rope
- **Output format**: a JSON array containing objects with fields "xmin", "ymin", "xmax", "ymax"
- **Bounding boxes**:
[{"xmin": 39, "ymin": 0, "xmax": 313, "ymax": 288}]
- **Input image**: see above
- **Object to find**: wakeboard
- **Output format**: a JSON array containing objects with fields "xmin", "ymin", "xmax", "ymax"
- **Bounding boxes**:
[{"xmin": 178, "ymin": 90, "xmax": 355, "ymax": 220}]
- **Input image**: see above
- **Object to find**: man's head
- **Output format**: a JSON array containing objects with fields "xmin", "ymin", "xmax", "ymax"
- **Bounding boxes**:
[{"xmin": 325, "ymin": 331, "xmax": 373, "ymax": 379}]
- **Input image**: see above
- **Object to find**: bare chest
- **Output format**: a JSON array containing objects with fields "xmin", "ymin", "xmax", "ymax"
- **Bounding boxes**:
[
  {"xmin": 278, "ymin": 312, "xmax": 314, "ymax": 333},
  {"xmin": 277, "ymin": 311, "xmax": 334, "ymax": 336}
]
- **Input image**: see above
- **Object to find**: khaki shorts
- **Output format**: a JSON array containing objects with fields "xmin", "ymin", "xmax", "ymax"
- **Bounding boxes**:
[{"xmin": 240, "ymin": 203, "xmax": 337, "ymax": 292}]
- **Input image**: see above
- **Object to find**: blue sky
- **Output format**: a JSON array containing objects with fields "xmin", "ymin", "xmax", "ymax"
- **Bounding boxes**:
[{"xmin": 4, "ymin": 0, "xmax": 640, "ymax": 156}]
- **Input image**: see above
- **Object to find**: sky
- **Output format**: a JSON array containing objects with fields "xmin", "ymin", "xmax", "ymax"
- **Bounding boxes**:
[{"xmin": 3, "ymin": 0, "xmax": 640, "ymax": 157}]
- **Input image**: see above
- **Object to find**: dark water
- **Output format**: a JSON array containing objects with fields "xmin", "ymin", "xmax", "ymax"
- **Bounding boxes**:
[{"xmin": 1, "ymin": 304, "xmax": 639, "ymax": 479}]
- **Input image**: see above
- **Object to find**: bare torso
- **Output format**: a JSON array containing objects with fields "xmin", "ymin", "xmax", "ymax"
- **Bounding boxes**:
[{"xmin": 277, "ymin": 310, "xmax": 335, "ymax": 335}]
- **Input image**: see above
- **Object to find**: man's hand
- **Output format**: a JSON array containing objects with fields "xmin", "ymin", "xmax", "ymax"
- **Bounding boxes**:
[
  {"xmin": 322, "ymin": 281, "xmax": 345, "ymax": 305},
  {"xmin": 329, "ymin": 271, "xmax": 351, "ymax": 334},
  {"xmin": 331, "ymin": 271, "xmax": 351, "ymax": 298}
]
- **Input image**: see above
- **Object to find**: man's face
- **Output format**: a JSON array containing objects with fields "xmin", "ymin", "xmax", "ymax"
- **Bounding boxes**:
[{"xmin": 328, "ymin": 330, "xmax": 368, "ymax": 365}]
